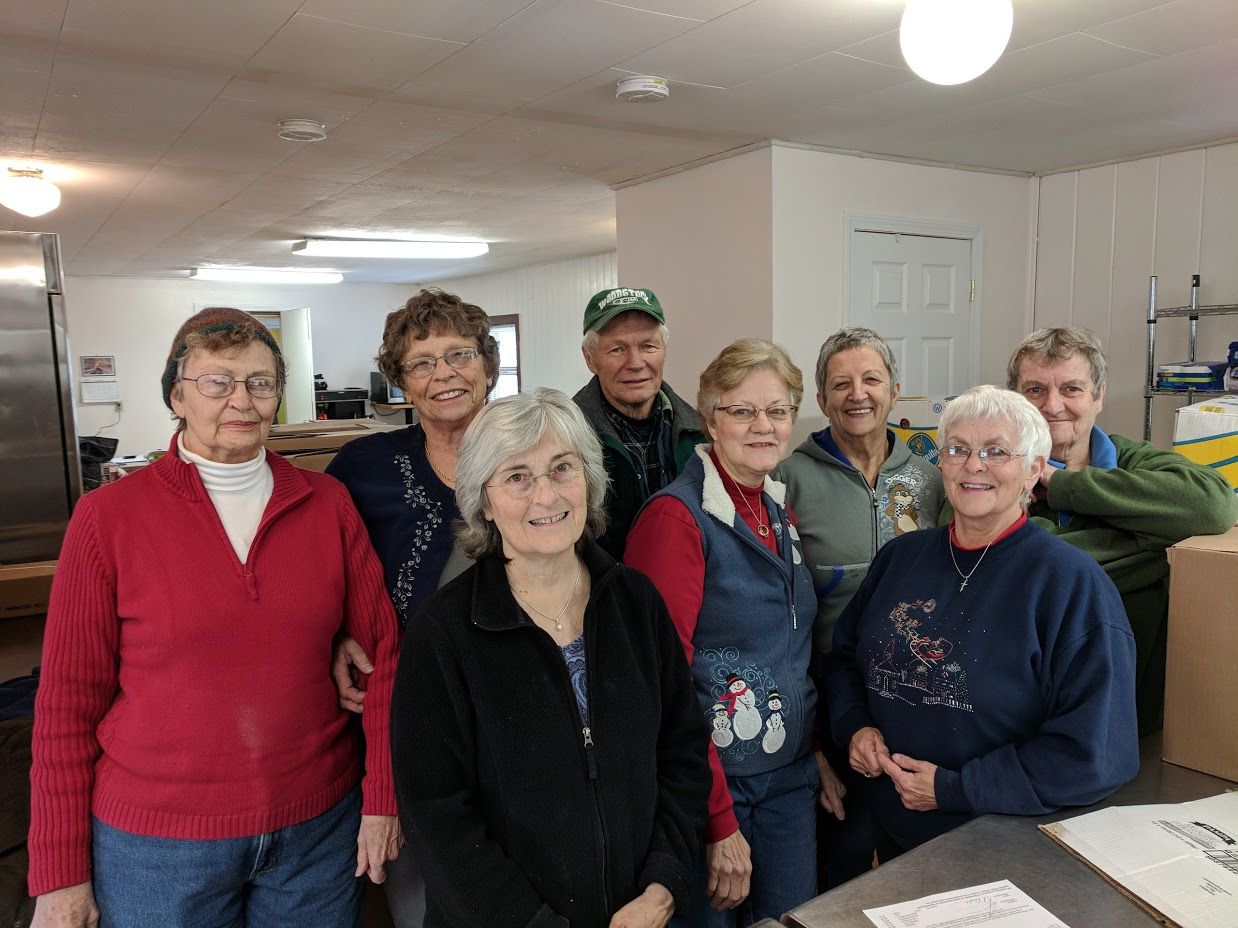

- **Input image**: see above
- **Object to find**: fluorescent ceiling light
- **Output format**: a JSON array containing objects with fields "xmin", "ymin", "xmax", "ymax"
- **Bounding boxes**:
[
  {"xmin": 0, "ymin": 167, "xmax": 62, "ymax": 218},
  {"xmin": 191, "ymin": 267, "xmax": 343, "ymax": 284},
  {"xmin": 293, "ymin": 238, "xmax": 489, "ymax": 259},
  {"xmin": 900, "ymin": 0, "xmax": 1013, "ymax": 86}
]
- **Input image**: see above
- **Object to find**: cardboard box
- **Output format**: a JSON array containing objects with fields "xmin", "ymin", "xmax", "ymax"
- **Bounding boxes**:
[
  {"xmin": 284, "ymin": 451, "xmax": 338, "ymax": 472},
  {"xmin": 265, "ymin": 420, "xmax": 400, "ymax": 455},
  {"xmin": 1173, "ymin": 395, "xmax": 1238, "ymax": 491},
  {"xmin": 0, "ymin": 561, "xmax": 56, "ymax": 619},
  {"xmin": 1162, "ymin": 526, "xmax": 1238, "ymax": 781},
  {"xmin": 888, "ymin": 396, "xmax": 952, "ymax": 465}
]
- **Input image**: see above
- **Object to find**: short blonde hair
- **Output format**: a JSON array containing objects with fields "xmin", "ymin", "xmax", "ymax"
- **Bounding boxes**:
[
  {"xmin": 1007, "ymin": 327, "xmax": 1107, "ymax": 397},
  {"xmin": 454, "ymin": 389, "xmax": 609, "ymax": 559},
  {"xmin": 697, "ymin": 339, "xmax": 804, "ymax": 426}
]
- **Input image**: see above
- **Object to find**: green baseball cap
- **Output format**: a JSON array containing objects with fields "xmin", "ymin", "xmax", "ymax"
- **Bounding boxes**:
[{"xmin": 582, "ymin": 287, "xmax": 665, "ymax": 335}]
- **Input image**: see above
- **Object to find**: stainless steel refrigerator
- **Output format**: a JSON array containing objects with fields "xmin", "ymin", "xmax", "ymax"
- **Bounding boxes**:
[{"xmin": 0, "ymin": 231, "xmax": 81, "ymax": 563}]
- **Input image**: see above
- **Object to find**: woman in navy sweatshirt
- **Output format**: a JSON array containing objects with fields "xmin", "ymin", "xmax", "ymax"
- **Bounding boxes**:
[{"xmin": 824, "ymin": 384, "xmax": 1138, "ymax": 856}]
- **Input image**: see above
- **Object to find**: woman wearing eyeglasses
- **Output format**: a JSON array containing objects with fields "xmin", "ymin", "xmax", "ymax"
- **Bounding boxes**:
[
  {"xmin": 29, "ymin": 308, "xmax": 400, "ymax": 928},
  {"xmin": 822, "ymin": 384, "xmax": 1138, "ymax": 860},
  {"xmin": 324, "ymin": 287, "xmax": 499, "ymax": 928},
  {"xmin": 391, "ymin": 389, "xmax": 710, "ymax": 928},
  {"xmin": 625, "ymin": 339, "xmax": 823, "ymax": 927}
]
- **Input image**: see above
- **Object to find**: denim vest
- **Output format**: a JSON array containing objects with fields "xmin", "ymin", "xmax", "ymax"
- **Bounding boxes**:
[{"xmin": 655, "ymin": 448, "xmax": 818, "ymax": 777}]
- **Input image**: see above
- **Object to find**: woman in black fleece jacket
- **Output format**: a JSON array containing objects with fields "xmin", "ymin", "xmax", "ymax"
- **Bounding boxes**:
[{"xmin": 392, "ymin": 389, "xmax": 710, "ymax": 928}]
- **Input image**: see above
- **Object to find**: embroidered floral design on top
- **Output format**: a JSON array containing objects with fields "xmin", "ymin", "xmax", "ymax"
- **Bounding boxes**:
[
  {"xmin": 866, "ymin": 598, "xmax": 972, "ymax": 712},
  {"xmin": 390, "ymin": 453, "xmax": 445, "ymax": 619}
]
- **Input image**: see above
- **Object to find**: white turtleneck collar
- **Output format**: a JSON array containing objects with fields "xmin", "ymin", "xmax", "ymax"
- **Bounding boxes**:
[{"xmin": 179, "ymin": 443, "xmax": 274, "ymax": 563}]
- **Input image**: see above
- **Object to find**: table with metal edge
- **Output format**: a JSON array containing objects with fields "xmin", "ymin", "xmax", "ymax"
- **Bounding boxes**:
[{"xmin": 772, "ymin": 735, "xmax": 1235, "ymax": 928}]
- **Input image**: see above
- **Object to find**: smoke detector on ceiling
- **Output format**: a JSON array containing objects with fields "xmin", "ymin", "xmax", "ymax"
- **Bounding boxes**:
[
  {"xmin": 615, "ymin": 75, "xmax": 669, "ymax": 103},
  {"xmin": 277, "ymin": 118, "xmax": 327, "ymax": 142}
]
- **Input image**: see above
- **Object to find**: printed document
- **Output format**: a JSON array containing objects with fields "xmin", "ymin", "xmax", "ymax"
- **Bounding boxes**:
[{"xmin": 863, "ymin": 879, "xmax": 1070, "ymax": 927}]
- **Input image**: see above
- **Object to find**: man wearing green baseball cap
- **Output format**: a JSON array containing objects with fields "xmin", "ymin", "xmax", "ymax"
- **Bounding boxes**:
[{"xmin": 574, "ymin": 287, "xmax": 705, "ymax": 557}]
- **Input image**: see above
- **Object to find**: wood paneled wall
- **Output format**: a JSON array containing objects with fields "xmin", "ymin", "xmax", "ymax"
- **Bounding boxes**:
[{"xmin": 1034, "ymin": 142, "xmax": 1238, "ymax": 445}]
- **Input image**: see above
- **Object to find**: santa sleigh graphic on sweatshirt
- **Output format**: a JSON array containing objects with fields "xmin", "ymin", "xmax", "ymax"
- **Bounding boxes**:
[{"xmin": 867, "ymin": 598, "xmax": 972, "ymax": 711}]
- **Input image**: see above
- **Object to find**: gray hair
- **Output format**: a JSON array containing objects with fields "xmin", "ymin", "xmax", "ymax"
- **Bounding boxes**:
[
  {"xmin": 938, "ymin": 385, "xmax": 1052, "ymax": 471},
  {"xmin": 1006, "ymin": 327, "xmax": 1107, "ymax": 397},
  {"xmin": 814, "ymin": 327, "xmax": 898, "ymax": 395},
  {"xmin": 454, "ymin": 388, "xmax": 609, "ymax": 559},
  {"xmin": 581, "ymin": 315, "xmax": 670, "ymax": 356}
]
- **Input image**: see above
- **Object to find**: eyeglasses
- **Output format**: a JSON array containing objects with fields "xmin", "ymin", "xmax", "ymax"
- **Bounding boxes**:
[
  {"xmin": 179, "ymin": 373, "xmax": 282, "ymax": 399},
  {"xmin": 715, "ymin": 404, "xmax": 798, "ymax": 423},
  {"xmin": 399, "ymin": 347, "xmax": 480, "ymax": 379},
  {"xmin": 486, "ymin": 459, "xmax": 583, "ymax": 498},
  {"xmin": 941, "ymin": 445, "xmax": 1023, "ymax": 466}
]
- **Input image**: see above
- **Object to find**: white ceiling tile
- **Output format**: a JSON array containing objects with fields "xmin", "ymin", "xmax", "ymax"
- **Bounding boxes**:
[
  {"xmin": 619, "ymin": 0, "xmax": 905, "ymax": 88},
  {"xmin": 0, "ymin": 0, "xmax": 69, "ymax": 72},
  {"xmin": 297, "ymin": 0, "xmax": 534, "ymax": 44},
  {"xmin": 239, "ymin": 14, "xmax": 462, "ymax": 97},
  {"xmin": 1084, "ymin": 0, "xmax": 1238, "ymax": 56},
  {"xmin": 61, "ymin": 0, "xmax": 305, "ymax": 70},
  {"xmin": 0, "ymin": 68, "xmax": 50, "ymax": 151},
  {"xmin": 393, "ymin": 0, "xmax": 700, "ymax": 109},
  {"xmin": 592, "ymin": 0, "xmax": 743, "ymax": 20},
  {"xmin": 1007, "ymin": 0, "xmax": 1176, "ymax": 50}
]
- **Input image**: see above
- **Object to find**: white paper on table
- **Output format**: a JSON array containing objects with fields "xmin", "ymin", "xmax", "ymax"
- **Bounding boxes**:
[
  {"xmin": 863, "ymin": 879, "xmax": 1071, "ymax": 928},
  {"xmin": 1039, "ymin": 791, "xmax": 1238, "ymax": 928}
]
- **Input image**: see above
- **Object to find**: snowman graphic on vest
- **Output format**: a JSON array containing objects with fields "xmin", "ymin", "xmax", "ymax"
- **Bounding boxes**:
[
  {"xmin": 762, "ymin": 690, "xmax": 786, "ymax": 754},
  {"xmin": 709, "ymin": 702, "xmax": 734, "ymax": 748},
  {"xmin": 721, "ymin": 672, "xmax": 762, "ymax": 741}
]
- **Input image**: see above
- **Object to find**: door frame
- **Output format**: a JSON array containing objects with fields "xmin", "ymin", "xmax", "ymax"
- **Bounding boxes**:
[{"xmin": 843, "ymin": 212, "xmax": 984, "ymax": 391}]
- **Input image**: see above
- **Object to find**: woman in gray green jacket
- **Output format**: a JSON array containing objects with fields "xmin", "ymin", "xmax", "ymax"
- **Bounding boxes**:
[{"xmin": 774, "ymin": 327, "xmax": 944, "ymax": 887}]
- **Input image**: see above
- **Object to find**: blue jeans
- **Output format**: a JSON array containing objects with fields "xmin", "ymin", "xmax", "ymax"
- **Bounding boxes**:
[
  {"xmin": 677, "ymin": 753, "xmax": 820, "ymax": 928},
  {"xmin": 92, "ymin": 788, "xmax": 362, "ymax": 928}
]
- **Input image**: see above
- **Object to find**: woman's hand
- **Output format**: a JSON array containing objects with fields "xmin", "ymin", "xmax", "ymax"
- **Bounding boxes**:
[
  {"xmin": 814, "ymin": 751, "xmax": 847, "ymax": 821},
  {"xmin": 356, "ymin": 814, "xmax": 403, "ymax": 883},
  {"xmin": 878, "ymin": 753, "xmax": 939, "ymax": 811},
  {"xmin": 332, "ymin": 636, "xmax": 373, "ymax": 714},
  {"xmin": 608, "ymin": 882, "xmax": 675, "ymax": 928},
  {"xmin": 848, "ymin": 726, "xmax": 890, "ymax": 778},
  {"xmin": 31, "ymin": 882, "xmax": 98, "ymax": 928},
  {"xmin": 704, "ymin": 829, "xmax": 752, "ymax": 911}
]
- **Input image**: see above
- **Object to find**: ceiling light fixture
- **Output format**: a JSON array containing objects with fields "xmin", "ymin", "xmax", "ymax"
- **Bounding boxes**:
[
  {"xmin": 277, "ymin": 118, "xmax": 328, "ymax": 142},
  {"xmin": 292, "ymin": 238, "xmax": 489, "ymax": 259},
  {"xmin": 191, "ymin": 267, "xmax": 343, "ymax": 284},
  {"xmin": 615, "ymin": 75, "xmax": 669, "ymax": 102},
  {"xmin": 0, "ymin": 167, "xmax": 62, "ymax": 217},
  {"xmin": 899, "ymin": 0, "xmax": 1013, "ymax": 86}
]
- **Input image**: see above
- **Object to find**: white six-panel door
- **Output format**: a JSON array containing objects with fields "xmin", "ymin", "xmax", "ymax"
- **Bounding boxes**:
[{"xmin": 848, "ymin": 230, "xmax": 976, "ymax": 395}]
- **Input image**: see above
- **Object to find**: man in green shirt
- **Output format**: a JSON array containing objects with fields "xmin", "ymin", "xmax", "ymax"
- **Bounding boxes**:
[{"xmin": 1008, "ymin": 327, "xmax": 1235, "ymax": 734}]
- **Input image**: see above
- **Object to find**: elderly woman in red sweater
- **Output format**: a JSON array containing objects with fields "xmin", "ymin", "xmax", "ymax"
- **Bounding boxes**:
[{"xmin": 28, "ymin": 308, "xmax": 400, "ymax": 928}]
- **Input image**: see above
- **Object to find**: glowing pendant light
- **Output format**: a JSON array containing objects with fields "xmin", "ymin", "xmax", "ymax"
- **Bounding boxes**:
[
  {"xmin": 900, "ymin": 0, "xmax": 1014, "ymax": 86},
  {"xmin": 0, "ymin": 167, "xmax": 62, "ymax": 218}
]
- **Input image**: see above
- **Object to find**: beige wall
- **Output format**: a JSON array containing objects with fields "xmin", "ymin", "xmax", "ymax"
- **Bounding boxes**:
[
  {"xmin": 420, "ymin": 251, "xmax": 617, "ymax": 397},
  {"xmin": 64, "ymin": 276, "xmax": 409, "ymax": 456},
  {"xmin": 1033, "ymin": 141, "xmax": 1238, "ymax": 445},
  {"xmin": 616, "ymin": 143, "xmax": 1035, "ymax": 442},
  {"xmin": 616, "ymin": 147, "xmax": 774, "ymax": 402},
  {"xmin": 771, "ymin": 144, "xmax": 1036, "ymax": 439}
]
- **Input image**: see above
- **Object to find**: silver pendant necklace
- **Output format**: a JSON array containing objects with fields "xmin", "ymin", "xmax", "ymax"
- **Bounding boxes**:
[
  {"xmin": 509, "ymin": 564, "xmax": 582, "ymax": 631},
  {"xmin": 949, "ymin": 536, "xmax": 995, "ymax": 591}
]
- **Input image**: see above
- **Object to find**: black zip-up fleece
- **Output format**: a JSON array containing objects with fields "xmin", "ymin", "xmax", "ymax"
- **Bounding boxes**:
[{"xmin": 392, "ymin": 542, "xmax": 711, "ymax": 928}]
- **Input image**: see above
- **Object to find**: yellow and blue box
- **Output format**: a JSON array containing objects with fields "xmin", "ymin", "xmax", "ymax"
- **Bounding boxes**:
[
  {"xmin": 888, "ymin": 397, "xmax": 952, "ymax": 465},
  {"xmin": 1173, "ymin": 395, "xmax": 1238, "ymax": 493}
]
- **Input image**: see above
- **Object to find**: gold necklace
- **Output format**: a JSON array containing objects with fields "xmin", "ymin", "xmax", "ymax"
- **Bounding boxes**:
[
  {"xmin": 720, "ymin": 465, "xmax": 769, "ymax": 537},
  {"xmin": 425, "ymin": 444, "xmax": 456, "ymax": 486},
  {"xmin": 509, "ymin": 564, "xmax": 582, "ymax": 632}
]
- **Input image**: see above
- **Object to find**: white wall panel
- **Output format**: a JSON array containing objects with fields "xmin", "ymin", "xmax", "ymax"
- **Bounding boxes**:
[
  {"xmin": 1034, "ymin": 140, "xmax": 1238, "ymax": 445},
  {"xmin": 1071, "ymin": 165, "xmax": 1117, "ymax": 343},
  {"xmin": 1033, "ymin": 172, "xmax": 1077, "ymax": 327},
  {"xmin": 420, "ymin": 251, "xmax": 618, "ymax": 397}
]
